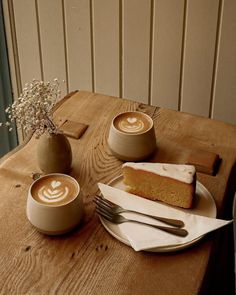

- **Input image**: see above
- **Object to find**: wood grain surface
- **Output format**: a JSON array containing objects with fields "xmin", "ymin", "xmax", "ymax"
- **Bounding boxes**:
[{"xmin": 0, "ymin": 91, "xmax": 235, "ymax": 295}]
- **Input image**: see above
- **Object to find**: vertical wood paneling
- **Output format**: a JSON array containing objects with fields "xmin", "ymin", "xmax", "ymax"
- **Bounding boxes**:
[
  {"xmin": 93, "ymin": 0, "xmax": 120, "ymax": 97},
  {"xmin": 181, "ymin": 0, "xmax": 219, "ymax": 117},
  {"xmin": 122, "ymin": 0, "xmax": 151, "ymax": 103},
  {"xmin": 3, "ymin": 0, "xmax": 236, "ymax": 126},
  {"xmin": 37, "ymin": 0, "xmax": 67, "ymax": 97},
  {"xmin": 212, "ymin": 0, "xmax": 236, "ymax": 124},
  {"xmin": 13, "ymin": 0, "xmax": 41, "ymax": 87},
  {"xmin": 64, "ymin": 0, "xmax": 92, "ymax": 92},
  {"xmin": 151, "ymin": 0, "xmax": 185, "ymax": 110}
]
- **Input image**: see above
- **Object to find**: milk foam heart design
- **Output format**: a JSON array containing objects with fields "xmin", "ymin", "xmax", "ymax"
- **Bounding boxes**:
[
  {"xmin": 51, "ymin": 181, "xmax": 61, "ymax": 189},
  {"xmin": 127, "ymin": 117, "xmax": 137, "ymax": 124},
  {"xmin": 36, "ymin": 180, "xmax": 70, "ymax": 203},
  {"xmin": 38, "ymin": 184, "xmax": 69, "ymax": 202},
  {"xmin": 48, "ymin": 189, "xmax": 60, "ymax": 195},
  {"xmin": 31, "ymin": 175, "xmax": 79, "ymax": 206}
]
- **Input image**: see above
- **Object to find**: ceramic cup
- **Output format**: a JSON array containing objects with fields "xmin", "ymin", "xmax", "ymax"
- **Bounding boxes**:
[
  {"xmin": 26, "ymin": 173, "xmax": 84, "ymax": 235},
  {"xmin": 108, "ymin": 111, "xmax": 157, "ymax": 161}
]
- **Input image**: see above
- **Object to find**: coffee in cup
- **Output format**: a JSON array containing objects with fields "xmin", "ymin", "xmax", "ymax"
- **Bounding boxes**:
[
  {"xmin": 27, "ymin": 173, "xmax": 84, "ymax": 235},
  {"xmin": 108, "ymin": 111, "xmax": 156, "ymax": 161},
  {"xmin": 31, "ymin": 174, "xmax": 78, "ymax": 206},
  {"xmin": 113, "ymin": 112, "xmax": 151, "ymax": 134}
]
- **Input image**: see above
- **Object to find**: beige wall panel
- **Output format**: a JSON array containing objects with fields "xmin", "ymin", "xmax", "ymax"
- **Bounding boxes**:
[
  {"xmin": 93, "ymin": 0, "xmax": 119, "ymax": 97},
  {"xmin": 151, "ymin": 0, "xmax": 184, "ymax": 110},
  {"xmin": 13, "ymin": 0, "xmax": 42, "ymax": 87},
  {"xmin": 181, "ymin": 0, "xmax": 219, "ymax": 117},
  {"xmin": 2, "ymin": 0, "xmax": 19, "ymax": 98},
  {"xmin": 123, "ymin": 0, "xmax": 151, "ymax": 103},
  {"xmin": 212, "ymin": 0, "xmax": 236, "ymax": 125},
  {"xmin": 64, "ymin": 0, "xmax": 92, "ymax": 92},
  {"xmin": 37, "ymin": 0, "xmax": 67, "ymax": 97}
]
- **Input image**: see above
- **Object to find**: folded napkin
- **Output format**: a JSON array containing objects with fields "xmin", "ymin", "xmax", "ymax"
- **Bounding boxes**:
[
  {"xmin": 185, "ymin": 149, "xmax": 220, "ymax": 175},
  {"xmin": 57, "ymin": 117, "xmax": 88, "ymax": 139},
  {"xmin": 60, "ymin": 120, "xmax": 88, "ymax": 139},
  {"xmin": 98, "ymin": 183, "xmax": 232, "ymax": 251}
]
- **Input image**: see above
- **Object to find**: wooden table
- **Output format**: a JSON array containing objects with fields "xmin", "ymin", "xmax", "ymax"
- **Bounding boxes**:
[{"xmin": 0, "ymin": 91, "xmax": 235, "ymax": 295}]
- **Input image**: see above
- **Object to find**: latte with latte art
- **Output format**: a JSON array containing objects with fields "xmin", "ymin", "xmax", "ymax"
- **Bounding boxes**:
[
  {"xmin": 108, "ymin": 111, "xmax": 156, "ymax": 161},
  {"xmin": 113, "ymin": 112, "xmax": 152, "ymax": 134},
  {"xmin": 31, "ymin": 174, "xmax": 78, "ymax": 206}
]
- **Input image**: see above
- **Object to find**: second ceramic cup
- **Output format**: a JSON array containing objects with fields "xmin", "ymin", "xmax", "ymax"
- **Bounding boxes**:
[{"xmin": 108, "ymin": 111, "xmax": 156, "ymax": 161}]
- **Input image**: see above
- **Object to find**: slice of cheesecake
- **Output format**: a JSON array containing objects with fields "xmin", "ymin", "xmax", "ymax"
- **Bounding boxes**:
[{"xmin": 122, "ymin": 162, "xmax": 196, "ymax": 209}]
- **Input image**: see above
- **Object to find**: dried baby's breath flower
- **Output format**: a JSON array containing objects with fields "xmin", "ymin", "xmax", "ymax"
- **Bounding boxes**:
[{"xmin": 1, "ymin": 79, "xmax": 62, "ymax": 138}]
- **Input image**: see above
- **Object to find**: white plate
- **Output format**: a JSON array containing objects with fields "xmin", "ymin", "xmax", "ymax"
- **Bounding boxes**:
[{"xmin": 99, "ymin": 176, "xmax": 217, "ymax": 252}]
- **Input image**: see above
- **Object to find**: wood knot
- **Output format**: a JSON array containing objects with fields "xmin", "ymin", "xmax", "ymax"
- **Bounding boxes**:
[
  {"xmin": 71, "ymin": 252, "xmax": 75, "ymax": 259},
  {"xmin": 96, "ymin": 244, "xmax": 108, "ymax": 251},
  {"xmin": 32, "ymin": 173, "xmax": 42, "ymax": 181},
  {"xmin": 25, "ymin": 246, "xmax": 31, "ymax": 252}
]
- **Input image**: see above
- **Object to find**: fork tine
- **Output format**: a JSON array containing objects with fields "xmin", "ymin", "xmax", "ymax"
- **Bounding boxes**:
[
  {"xmin": 95, "ymin": 206, "xmax": 114, "ymax": 222},
  {"xmin": 96, "ymin": 205, "xmax": 114, "ymax": 217},
  {"xmin": 94, "ymin": 195, "xmax": 110, "ymax": 206},
  {"xmin": 94, "ymin": 198, "xmax": 114, "ymax": 212},
  {"xmin": 95, "ymin": 195, "xmax": 116, "ymax": 208}
]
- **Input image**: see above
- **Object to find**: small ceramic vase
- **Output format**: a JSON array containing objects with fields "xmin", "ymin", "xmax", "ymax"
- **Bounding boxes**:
[{"xmin": 37, "ymin": 133, "xmax": 72, "ymax": 173}]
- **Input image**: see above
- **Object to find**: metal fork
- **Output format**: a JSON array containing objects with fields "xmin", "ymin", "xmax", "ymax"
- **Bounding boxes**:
[
  {"xmin": 94, "ymin": 195, "xmax": 184, "ymax": 228},
  {"xmin": 95, "ymin": 206, "xmax": 188, "ymax": 237}
]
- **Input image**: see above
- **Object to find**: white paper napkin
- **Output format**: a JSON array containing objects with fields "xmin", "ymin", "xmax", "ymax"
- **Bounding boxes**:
[{"xmin": 98, "ymin": 183, "xmax": 232, "ymax": 251}]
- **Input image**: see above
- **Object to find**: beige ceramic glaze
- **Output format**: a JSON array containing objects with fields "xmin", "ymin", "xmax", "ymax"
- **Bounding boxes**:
[
  {"xmin": 26, "ymin": 174, "xmax": 84, "ymax": 235},
  {"xmin": 37, "ymin": 133, "xmax": 72, "ymax": 173},
  {"xmin": 108, "ymin": 111, "xmax": 157, "ymax": 161}
]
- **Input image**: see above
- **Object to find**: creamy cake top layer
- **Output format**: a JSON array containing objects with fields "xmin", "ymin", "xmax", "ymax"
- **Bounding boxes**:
[{"xmin": 122, "ymin": 162, "xmax": 196, "ymax": 184}]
